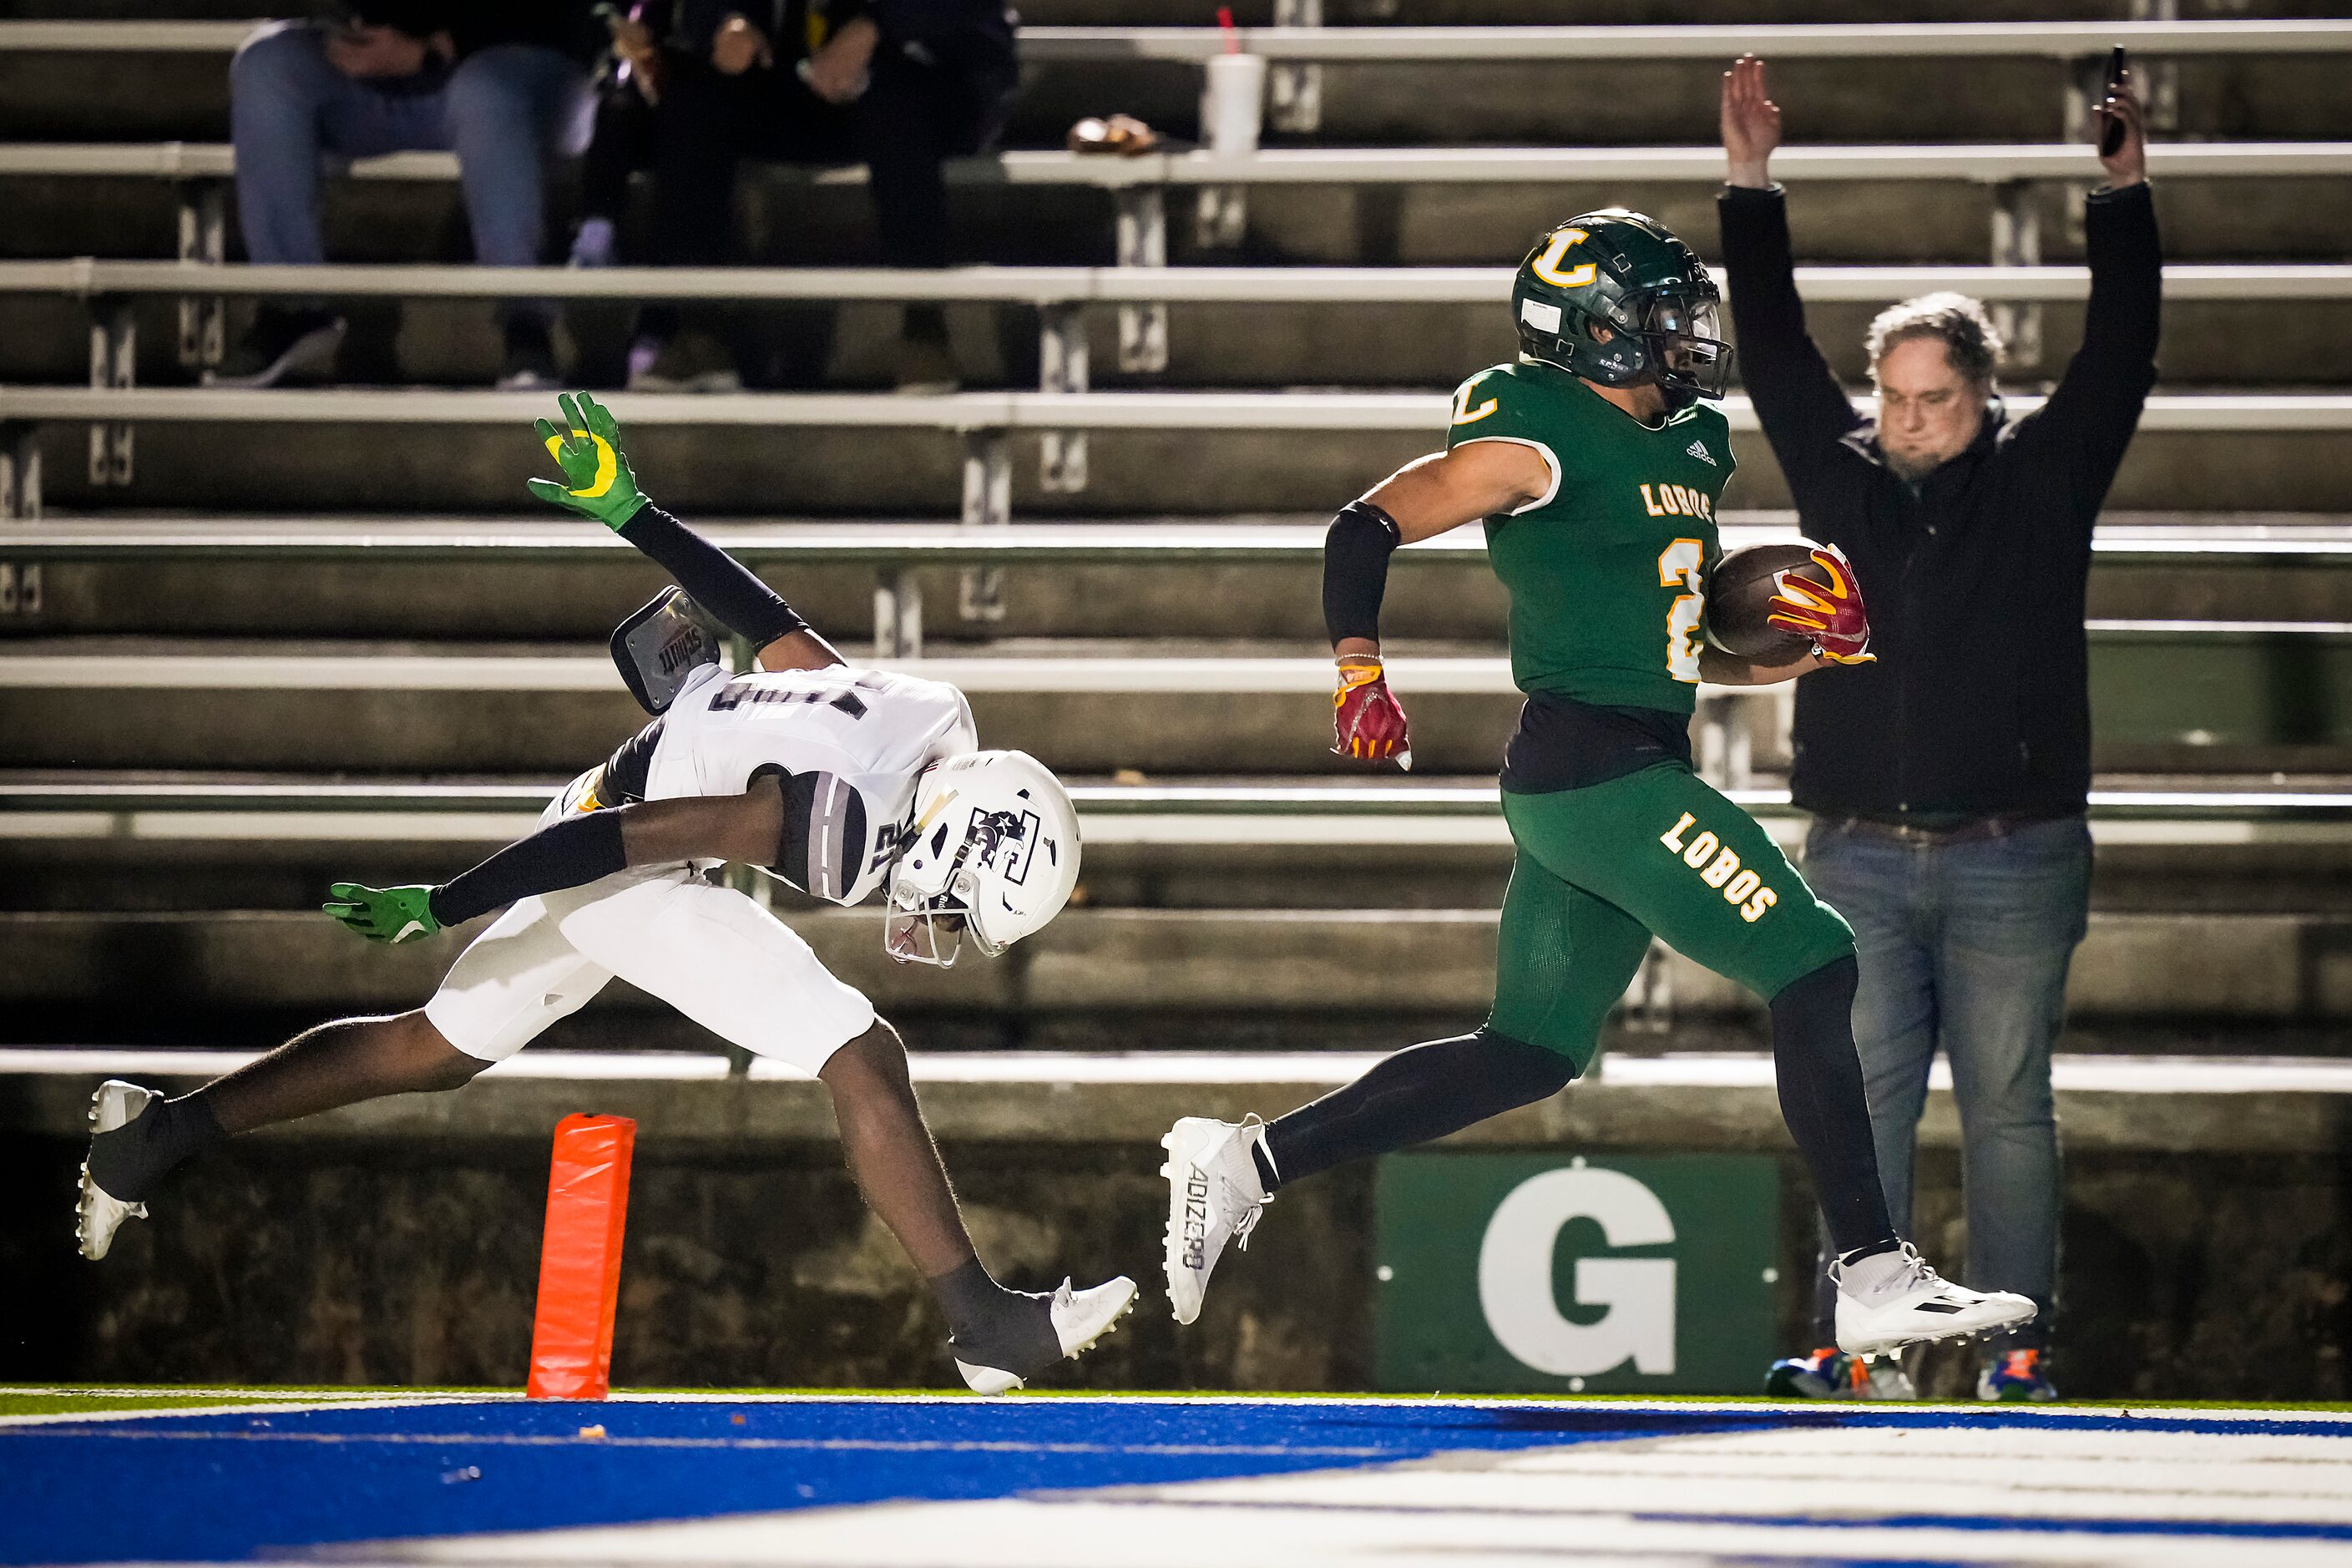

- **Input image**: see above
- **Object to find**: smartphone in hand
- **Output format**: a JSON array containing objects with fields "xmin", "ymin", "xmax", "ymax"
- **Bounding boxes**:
[{"xmin": 2097, "ymin": 47, "xmax": 2129, "ymax": 158}]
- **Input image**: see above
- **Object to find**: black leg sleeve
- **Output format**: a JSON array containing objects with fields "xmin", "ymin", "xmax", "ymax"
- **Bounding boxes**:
[
  {"xmin": 1769, "ymin": 955, "xmax": 1899, "ymax": 1257},
  {"xmin": 1262, "ymin": 1029, "xmax": 1577, "ymax": 1190}
]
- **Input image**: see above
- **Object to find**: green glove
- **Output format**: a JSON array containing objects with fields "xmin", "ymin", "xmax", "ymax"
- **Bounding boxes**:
[
  {"xmin": 324, "ymin": 883, "xmax": 443, "ymax": 944},
  {"xmin": 528, "ymin": 390, "xmax": 649, "ymax": 530}
]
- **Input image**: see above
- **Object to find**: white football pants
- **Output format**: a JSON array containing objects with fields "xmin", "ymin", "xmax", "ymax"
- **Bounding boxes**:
[{"xmin": 423, "ymin": 772, "xmax": 875, "ymax": 1075}]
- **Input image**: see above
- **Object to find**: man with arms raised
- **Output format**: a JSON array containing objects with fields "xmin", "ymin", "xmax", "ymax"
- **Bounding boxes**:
[{"xmin": 1721, "ymin": 56, "xmax": 2158, "ymax": 1401}]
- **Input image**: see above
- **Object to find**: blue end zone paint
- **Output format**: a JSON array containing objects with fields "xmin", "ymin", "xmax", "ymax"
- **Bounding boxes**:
[
  {"xmin": 4, "ymin": 1398, "xmax": 2350, "ymax": 1565},
  {"xmin": 0, "ymin": 1398, "xmax": 1797, "ymax": 1564}
]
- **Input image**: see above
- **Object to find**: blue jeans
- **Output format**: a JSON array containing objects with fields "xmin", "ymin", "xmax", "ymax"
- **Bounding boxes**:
[
  {"xmin": 1803, "ymin": 814, "xmax": 2092, "ymax": 1349},
  {"xmin": 230, "ymin": 21, "xmax": 593, "ymax": 323}
]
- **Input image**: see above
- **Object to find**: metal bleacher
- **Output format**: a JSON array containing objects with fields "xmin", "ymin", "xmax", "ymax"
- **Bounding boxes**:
[
  {"xmin": 4, "ymin": 387, "xmax": 2348, "ymax": 524},
  {"xmin": 6, "ymin": 14, "xmax": 2352, "ymax": 1057},
  {"xmin": 6, "ymin": 17, "xmax": 2352, "ymax": 61}
]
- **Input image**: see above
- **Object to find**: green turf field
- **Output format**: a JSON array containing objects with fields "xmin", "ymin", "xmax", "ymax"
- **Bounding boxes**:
[{"xmin": 0, "ymin": 1386, "xmax": 499, "ymax": 1419}]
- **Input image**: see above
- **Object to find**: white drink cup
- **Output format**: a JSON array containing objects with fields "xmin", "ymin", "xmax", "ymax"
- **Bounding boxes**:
[{"xmin": 1200, "ymin": 51, "xmax": 1267, "ymax": 155}]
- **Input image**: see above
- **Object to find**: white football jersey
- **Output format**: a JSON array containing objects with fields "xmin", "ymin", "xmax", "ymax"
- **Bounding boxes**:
[{"xmin": 639, "ymin": 663, "xmax": 978, "ymax": 907}]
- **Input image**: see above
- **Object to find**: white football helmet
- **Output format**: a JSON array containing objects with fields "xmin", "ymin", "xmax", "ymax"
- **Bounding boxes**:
[{"xmin": 883, "ymin": 750, "xmax": 1081, "ymax": 967}]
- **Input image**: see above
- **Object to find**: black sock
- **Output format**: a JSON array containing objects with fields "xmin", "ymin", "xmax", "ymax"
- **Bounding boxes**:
[
  {"xmin": 1250, "ymin": 1141, "xmax": 1281, "ymax": 1193},
  {"xmin": 929, "ymin": 1257, "xmax": 1061, "ymax": 1379},
  {"xmin": 1262, "ymin": 1029, "xmax": 1577, "ymax": 1189},
  {"xmin": 1769, "ymin": 956, "xmax": 1898, "ymax": 1257},
  {"xmin": 86, "ymin": 1093, "xmax": 225, "ymax": 1204}
]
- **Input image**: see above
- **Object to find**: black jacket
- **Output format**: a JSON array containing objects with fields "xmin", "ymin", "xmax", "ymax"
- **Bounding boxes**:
[
  {"xmin": 337, "ymin": 0, "xmax": 602, "ymax": 61},
  {"xmin": 676, "ymin": 0, "xmax": 1015, "ymax": 78},
  {"xmin": 1717, "ymin": 181, "xmax": 2161, "ymax": 822}
]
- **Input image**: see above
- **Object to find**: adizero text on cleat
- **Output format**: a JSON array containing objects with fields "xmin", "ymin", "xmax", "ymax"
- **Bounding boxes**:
[
  {"xmin": 1161, "ymin": 1115, "xmax": 1271, "ymax": 1326},
  {"xmin": 77, "ymin": 1080, "xmax": 155, "ymax": 1261},
  {"xmin": 1833, "ymin": 1242, "xmax": 2036, "ymax": 1358},
  {"xmin": 955, "ymin": 1274, "xmax": 1136, "ymax": 1393}
]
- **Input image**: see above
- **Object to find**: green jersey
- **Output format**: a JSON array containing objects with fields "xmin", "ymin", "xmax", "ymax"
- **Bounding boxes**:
[{"xmin": 1446, "ymin": 359, "xmax": 1736, "ymax": 716}]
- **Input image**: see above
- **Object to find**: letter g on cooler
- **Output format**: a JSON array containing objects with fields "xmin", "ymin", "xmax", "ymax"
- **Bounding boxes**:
[{"xmin": 1476, "ymin": 1166, "xmax": 1677, "ymax": 1377}]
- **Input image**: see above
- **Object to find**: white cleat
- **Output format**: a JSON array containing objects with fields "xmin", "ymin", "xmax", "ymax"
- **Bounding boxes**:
[
  {"xmin": 1160, "ymin": 1115, "xmax": 1271, "ymax": 1326},
  {"xmin": 955, "ymin": 1275, "xmax": 1136, "ymax": 1394},
  {"xmin": 77, "ymin": 1080, "xmax": 155, "ymax": 1261},
  {"xmin": 1834, "ymin": 1242, "xmax": 2037, "ymax": 1357}
]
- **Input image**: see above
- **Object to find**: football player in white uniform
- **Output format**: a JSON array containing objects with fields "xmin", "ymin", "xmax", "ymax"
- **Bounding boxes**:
[{"xmin": 75, "ymin": 392, "xmax": 1133, "ymax": 1393}]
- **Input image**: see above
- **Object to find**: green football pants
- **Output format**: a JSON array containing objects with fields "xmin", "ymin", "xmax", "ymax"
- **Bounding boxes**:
[{"xmin": 1490, "ymin": 762, "xmax": 1856, "ymax": 1071}]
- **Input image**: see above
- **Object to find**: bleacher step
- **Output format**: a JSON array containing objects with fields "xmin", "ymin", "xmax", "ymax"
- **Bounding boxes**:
[{"xmin": 4, "ymin": 906, "xmax": 2349, "ymax": 1029}]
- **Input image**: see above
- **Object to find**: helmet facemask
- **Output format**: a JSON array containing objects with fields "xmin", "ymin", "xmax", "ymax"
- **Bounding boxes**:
[
  {"xmin": 882, "ymin": 807, "xmax": 1024, "ymax": 969},
  {"xmin": 881, "ymin": 751, "xmax": 1079, "ymax": 968},
  {"xmin": 1636, "ymin": 293, "xmax": 1735, "ymax": 411}
]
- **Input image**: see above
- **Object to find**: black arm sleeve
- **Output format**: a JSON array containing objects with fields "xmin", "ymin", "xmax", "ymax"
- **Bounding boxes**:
[
  {"xmin": 2015, "ymin": 182, "xmax": 2162, "ymax": 523},
  {"xmin": 1323, "ymin": 499, "xmax": 1403, "ymax": 647},
  {"xmin": 617, "ymin": 504, "xmax": 810, "ymax": 648},
  {"xmin": 428, "ymin": 810, "xmax": 628, "ymax": 928},
  {"xmin": 1716, "ymin": 186, "xmax": 1867, "ymax": 504}
]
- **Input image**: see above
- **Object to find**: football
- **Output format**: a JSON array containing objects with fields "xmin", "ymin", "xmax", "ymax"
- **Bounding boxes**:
[{"xmin": 1705, "ymin": 541, "xmax": 1835, "ymax": 663}]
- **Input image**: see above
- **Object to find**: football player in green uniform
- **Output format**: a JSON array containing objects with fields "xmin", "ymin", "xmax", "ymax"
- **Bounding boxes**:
[{"xmin": 1161, "ymin": 209, "xmax": 2036, "ymax": 1360}]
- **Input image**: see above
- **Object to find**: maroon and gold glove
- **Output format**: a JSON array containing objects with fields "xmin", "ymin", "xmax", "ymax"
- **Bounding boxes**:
[
  {"xmin": 1333, "ymin": 658, "xmax": 1412, "ymax": 770},
  {"xmin": 1767, "ymin": 543, "xmax": 1875, "ymax": 665}
]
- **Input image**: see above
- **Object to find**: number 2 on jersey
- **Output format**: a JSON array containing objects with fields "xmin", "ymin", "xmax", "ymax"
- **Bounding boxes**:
[{"xmin": 1657, "ymin": 539, "xmax": 1705, "ymax": 684}]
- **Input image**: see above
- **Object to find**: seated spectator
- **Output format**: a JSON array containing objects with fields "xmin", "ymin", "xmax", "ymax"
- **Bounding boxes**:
[
  {"xmin": 567, "ymin": 1, "xmax": 670, "ymax": 273},
  {"xmin": 213, "ymin": 2, "xmax": 600, "ymax": 391},
  {"xmin": 625, "ymin": 0, "xmax": 1019, "ymax": 392}
]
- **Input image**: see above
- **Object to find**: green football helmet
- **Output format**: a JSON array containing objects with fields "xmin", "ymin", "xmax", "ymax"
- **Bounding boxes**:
[{"xmin": 1511, "ymin": 208, "xmax": 1732, "ymax": 411}]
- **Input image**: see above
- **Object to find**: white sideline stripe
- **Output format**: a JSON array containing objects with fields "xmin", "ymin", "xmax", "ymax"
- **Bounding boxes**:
[
  {"xmin": 3, "ymin": 387, "xmax": 2349, "ymax": 435},
  {"xmin": 8, "ymin": 19, "xmax": 2352, "ymax": 60},
  {"xmin": 6, "ymin": 259, "xmax": 2351, "ymax": 306},
  {"xmin": 9, "ymin": 1048, "xmax": 2352, "ymax": 1096},
  {"xmin": 6, "ymin": 141, "xmax": 2349, "ymax": 187},
  {"xmin": 513, "ymin": 1423, "xmax": 2352, "ymax": 1568}
]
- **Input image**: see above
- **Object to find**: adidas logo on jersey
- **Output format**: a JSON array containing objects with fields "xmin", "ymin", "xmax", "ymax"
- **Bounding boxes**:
[{"xmin": 1687, "ymin": 439, "xmax": 1717, "ymax": 467}]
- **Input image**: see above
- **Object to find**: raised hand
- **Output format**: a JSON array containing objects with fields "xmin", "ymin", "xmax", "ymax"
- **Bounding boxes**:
[
  {"xmin": 1768, "ymin": 544, "xmax": 1874, "ymax": 665},
  {"xmin": 529, "ymin": 390, "xmax": 649, "ymax": 530},
  {"xmin": 1722, "ymin": 53, "xmax": 1782, "ymax": 190},
  {"xmin": 1333, "ymin": 658, "xmax": 1413, "ymax": 770},
  {"xmin": 2095, "ymin": 66, "xmax": 2147, "ymax": 189},
  {"xmin": 323, "ymin": 883, "xmax": 443, "ymax": 943}
]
